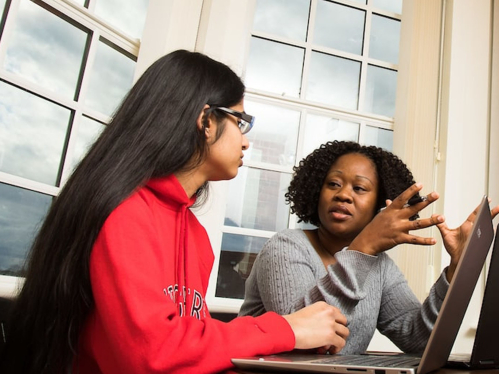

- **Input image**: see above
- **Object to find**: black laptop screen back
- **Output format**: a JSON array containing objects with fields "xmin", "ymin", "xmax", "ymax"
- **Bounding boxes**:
[
  {"xmin": 418, "ymin": 197, "xmax": 494, "ymax": 374},
  {"xmin": 470, "ymin": 223, "xmax": 499, "ymax": 368}
]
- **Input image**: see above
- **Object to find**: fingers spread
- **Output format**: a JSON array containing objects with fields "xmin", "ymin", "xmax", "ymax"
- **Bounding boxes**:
[
  {"xmin": 407, "ymin": 235, "xmax": 436, "ymax": 246},
  {"xmin": 411, "ymin": 215, "xmax": 444, "ymax": 231},
  {"xmin": 392, "ymin": 183, "xmax": 424, "ymax": 208}
]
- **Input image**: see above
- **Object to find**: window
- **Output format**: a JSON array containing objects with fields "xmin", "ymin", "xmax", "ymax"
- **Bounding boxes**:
[
  {"xmin": 0, "ymin": 0, "xmax": 149, "ymax": 285},
  {"xmin": 213, "ymin": 0, "xmax": 403, "ymax": 306}
]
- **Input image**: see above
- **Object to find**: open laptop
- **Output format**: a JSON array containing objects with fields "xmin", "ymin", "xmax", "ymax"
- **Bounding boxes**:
[
  {"xmin": 446, "ymin": 221, "xmax": 499, "ymax": 369},
  {"xmin": 232, "ymin": 196, "xmax": 494, "ymax": 374}
]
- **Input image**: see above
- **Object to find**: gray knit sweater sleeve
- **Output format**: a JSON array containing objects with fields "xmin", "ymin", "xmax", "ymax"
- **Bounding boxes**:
[{"xmin": 239, "ymin": 229, "xmax": 449, "ymax": 354}]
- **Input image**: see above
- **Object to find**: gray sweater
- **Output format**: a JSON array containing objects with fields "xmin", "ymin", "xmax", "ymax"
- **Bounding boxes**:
[{"xmin": 239, "ymin": 229, "xmax": 449, "ymax": 354}]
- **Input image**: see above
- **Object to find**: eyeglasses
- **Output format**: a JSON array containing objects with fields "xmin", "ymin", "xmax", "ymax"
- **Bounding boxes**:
[{"xmin": 212, "ymin": 107, "xmax": 254, "ymax": 135}]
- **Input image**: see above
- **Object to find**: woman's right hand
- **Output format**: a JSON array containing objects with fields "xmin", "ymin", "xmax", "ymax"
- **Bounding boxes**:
[
  {"xmin": 282, "ymin": 301, "xmax": 349, "ymax": 354},
  {"xmin": 349, "ymin": 183, "xmax": 444, "ymax": 256}
]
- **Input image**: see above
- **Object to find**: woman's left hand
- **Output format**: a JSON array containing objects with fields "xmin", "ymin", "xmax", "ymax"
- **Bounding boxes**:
[{"xmin": 437, "ymin": 200, "xmax": 499, "ymax": 282}]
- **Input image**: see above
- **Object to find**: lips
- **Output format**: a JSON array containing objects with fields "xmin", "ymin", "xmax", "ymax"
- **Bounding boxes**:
[{"xmin": 329, "ymin": 205, "xmax": 352, "ymax": 220}]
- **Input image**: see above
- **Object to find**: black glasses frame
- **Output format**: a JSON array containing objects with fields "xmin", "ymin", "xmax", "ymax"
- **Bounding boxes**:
[{"xmin": 211, "ymin": 106, "xmax": 254, "ymax": 134}]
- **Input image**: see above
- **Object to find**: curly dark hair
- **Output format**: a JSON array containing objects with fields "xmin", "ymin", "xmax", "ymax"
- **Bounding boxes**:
[{"xmin": 286, "ymin": 140, "xmax": 419, "ymax": 226}]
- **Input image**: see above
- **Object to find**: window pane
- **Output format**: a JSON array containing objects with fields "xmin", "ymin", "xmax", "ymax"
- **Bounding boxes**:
[
  {"xmin": 314, "ymin": 1, "xmax": 365, "ymax": 55},
  {"xmin": 3, "ymin": 0, "xmax": 88, "ymax": 100},
  {"xmin": 306, "ymin": 51, "xmax": 360, "ymax": 109},
  {"xmin": 84, "ymin": 39, "xmax": 135, "ymax": 117},
  {"xmin": 253, "ymin": 0, "xmax": 310, "ymax": 41},
  {"xmin": 364, "ymin": 126, "xmax": 393, "ymax": 150},
  {"xmin": 71, "ymin": 116, "xmax": 105, "ymax": 169},
  {"xmin": 0, "ymin": 82, "xmax": 71, "ymax": 186},
  {"xmin": 94, "ymin": 0, "xmax": 150, "ymax": 40},
  {"xmin": 245, "ymin": 37, "xmax": 304, "ymax": 97},
  {"xmin": 372, "ymin": 0, "xmax": 403, "ymax": 14},
  {"xmin": 224, "ymin": 167, "xmax": 291, "ymax": 232},
  {"xmin": 215, "ymin": 234, "xmax": 268, "ymax": 299},
  {"xmin": 0, "ymin": 183, "xmax": 52, "ymax": 277},
  {"xmin": 302, "ymin": 114, "xmax": 359, "ymax": 157},
  {"xmin": 369, "ymin": 14, "xmax": 401, "ymax": 64},
  {"xmin": 365, "ymin": 65, "xmax": 397, "ymax": 117},
  {"xmin": 0, "ymin": 0, "xmax": 7, "ymax": 16},
  {"xmin": 244, "ymin": 100, "xmax": 300, "ymax": 167}
]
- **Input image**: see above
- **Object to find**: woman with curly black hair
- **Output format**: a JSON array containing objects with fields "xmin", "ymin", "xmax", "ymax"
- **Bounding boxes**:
[
  {"xmin": 240, "ymin": 140, "xmax": 499, "ymax": 355},
  {"xmin": 286, "ymin": 141, "xmax": 422, "ymax": 225}
]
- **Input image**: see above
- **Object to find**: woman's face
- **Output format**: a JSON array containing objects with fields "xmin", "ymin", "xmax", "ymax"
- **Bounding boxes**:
[
  {"xmin": 317, "ymin": 152, "xmax": 379, "ymax": 244},
  {"xmin": 204, "ymin": 100, "xmax": 250, "ymax": 181}
]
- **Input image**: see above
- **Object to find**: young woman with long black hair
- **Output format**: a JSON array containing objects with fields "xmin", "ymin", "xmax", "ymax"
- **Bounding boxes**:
[{"xmin": 0, "ymin": 50, "xmax": 349, "ymax": 374}]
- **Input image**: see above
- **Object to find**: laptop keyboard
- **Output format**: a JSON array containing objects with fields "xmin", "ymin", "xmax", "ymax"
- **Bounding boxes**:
[{"xmin": 314, "ymin": 354, "xmax": 421, "ymax": 368}]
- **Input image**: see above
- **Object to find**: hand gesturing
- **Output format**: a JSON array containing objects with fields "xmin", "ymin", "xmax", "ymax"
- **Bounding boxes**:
[
  {"xmin": 349, "ymin": 183, "xmax": 444, "ymax": 256},
  {"xmin": 436, "ymin": 199, "xmax": 499, "ymax": 281}
]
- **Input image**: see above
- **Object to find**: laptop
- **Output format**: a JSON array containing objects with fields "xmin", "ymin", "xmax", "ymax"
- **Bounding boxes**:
[
  {"xmin": 232, "ymin": 196, "xmax": 494, "ymax": 374},
  {"xmin": 446, "ymin": 221, "xmax": 499, "ymax": 369}
]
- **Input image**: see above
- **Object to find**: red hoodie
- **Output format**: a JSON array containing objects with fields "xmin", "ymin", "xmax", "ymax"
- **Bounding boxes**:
[{"xmin": 75, "ymin": 175, "xmax": 294, "ymax": 374}]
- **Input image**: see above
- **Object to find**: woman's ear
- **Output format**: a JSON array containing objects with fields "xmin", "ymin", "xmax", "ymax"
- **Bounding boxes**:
[{"xmin": 197, "ymin": 104, "xmax": 211, "ymax": 136}]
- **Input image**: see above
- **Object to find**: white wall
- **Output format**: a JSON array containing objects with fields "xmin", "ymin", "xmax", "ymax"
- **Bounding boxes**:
[{"xmin": 437, "ymin": 0, "xmax": 494, "ymax": 354}]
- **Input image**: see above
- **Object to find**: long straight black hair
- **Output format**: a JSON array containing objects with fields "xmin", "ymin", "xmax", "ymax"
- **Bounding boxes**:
[{"xmin": 0, "ymin": 50, "xmax": 246, "ymax": 374}]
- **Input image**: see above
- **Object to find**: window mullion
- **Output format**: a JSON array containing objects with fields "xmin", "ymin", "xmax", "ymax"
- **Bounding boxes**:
[
  {"xmin": 0, "ymin": 171, "xmax": 59, "ymax": 196},
  {"xmin": 301, "ymin": 0, "xmax": 317, "ymax": 100},
  {"xmin": 358, "ymin": 3, "xmax": 372, "ymax": 114},
  {"xmin": 0, "ymin": 0, "xmax": 20, "ymax": 64},
  {"xmin": 43, "ymin": 0, "xmax": 139, "ymax": 55}
]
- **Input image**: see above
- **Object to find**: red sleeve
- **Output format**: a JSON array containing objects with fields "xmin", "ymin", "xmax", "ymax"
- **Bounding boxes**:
[{"xmin": 78, "ymin": 195, "xmax": 295, "ymax": 374}]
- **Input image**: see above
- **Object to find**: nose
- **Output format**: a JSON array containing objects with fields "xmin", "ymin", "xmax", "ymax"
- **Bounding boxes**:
[
  {"xmin": 242, "ymin": 134, "xmax": 250, "ymax": 150},
  {"xmin": 334, "ymin": 185, "xmax": 353, "ymax": 203}
]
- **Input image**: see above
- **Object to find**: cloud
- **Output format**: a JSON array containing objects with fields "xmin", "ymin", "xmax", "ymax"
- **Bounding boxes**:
[
  {"xmin": 0, "ymin": 82, "xmax": 71, "ymax": 185},
  {"xmin": 306, "ymin": 51, "xmax": 361, "ymax": 109},
  {"xmin": 84, "ymin": 40, "xmax": 135, "ymax": 116},
  {"xmin": 245, "ymin": 37, "xmax": 304, "ymax": 97},
  {"xmin": 4, "ymin": 0, "xmax": 88, "ymax": 99},
  {"xmin": 253, "ymin": 0, "xmax": 310, "ymax": 41},
  {"xmin": 94, "ymin": 0, "xmax": 149, "ymax": 39}
]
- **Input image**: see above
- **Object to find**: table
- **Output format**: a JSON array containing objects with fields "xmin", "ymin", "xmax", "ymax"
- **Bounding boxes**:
[{"xmin": 223, "ymin": 367, "xmax": 499, "ymax": 374}]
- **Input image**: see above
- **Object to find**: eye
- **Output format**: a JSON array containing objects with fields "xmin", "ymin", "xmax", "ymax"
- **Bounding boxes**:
[
  {"xmin": 327, "ymin": 180, "xmax": 341, "ymax": 188},
  {"xmin": 354, "ymin": 186, "xmax": 367, "ymax": 192}
]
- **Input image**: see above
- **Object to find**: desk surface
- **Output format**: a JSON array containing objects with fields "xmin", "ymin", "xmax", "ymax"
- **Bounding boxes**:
[{"xmin": 224, "ymin": 368, "xmax": 499, "ymax": 374}]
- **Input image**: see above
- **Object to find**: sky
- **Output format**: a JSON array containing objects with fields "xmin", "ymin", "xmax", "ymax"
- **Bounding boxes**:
[{"xmin": 0, "ymin": 0, "xmax": 148, "ymax": 276}]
